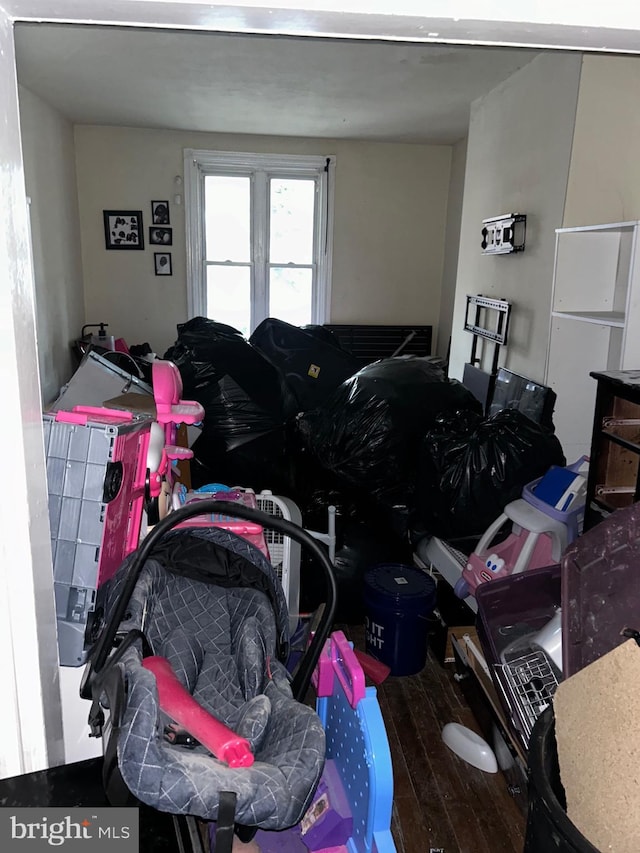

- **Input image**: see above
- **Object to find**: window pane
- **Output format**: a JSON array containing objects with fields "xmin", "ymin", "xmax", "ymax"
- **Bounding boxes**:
[
  {"xmin": 205, "ymin": 175, "xmax": 250, "ymax": 262},
  {"xmin": 269, "ymin": 267, "xmax": 312, "ymax": 326},
  {"xmin": 270, "ymin": 179, "xmax": 315, "ymax": 265},
  {"xmin": 206, "ymin": 265, "xmax": 251, "ymax": 337}
]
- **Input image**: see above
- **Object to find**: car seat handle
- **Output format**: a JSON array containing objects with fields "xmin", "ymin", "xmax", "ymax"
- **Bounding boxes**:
[{"xmin": 83, "ymin": 499, "xmax": 337, "ymax": 705}]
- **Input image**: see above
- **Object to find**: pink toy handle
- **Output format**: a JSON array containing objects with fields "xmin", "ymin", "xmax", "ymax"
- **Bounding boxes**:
[
  {"xmin": 152, "ymin": 360, "xmax": 205, "ymax": 425},
  {"xmin": 213, "ymin": 522, "xmax": 264, "ymax": 535},
  {"xmin": 142, "ymin": 656, "xmax": 254, "ymax": 768},
  {"xmin": 311, "ymin": 631, "xmax": 366, "ymax": 707},
  {"xmin": 312, "ymin": 638, "xmax": 334, "ymax": 697},
  {"xmin": 155, "ymin": 402, "xmax": 204, "ymax": 426},
  {"xmin": 56, "ymin": 406, "xmax": 133, "ymax": 425},
  {"xmin": 165, "ymin": 445, "xmax": 194, "ymax": 461},
  {"xmin": 331, "ymin": 631, "xmax": 366, "ymax": 709}
]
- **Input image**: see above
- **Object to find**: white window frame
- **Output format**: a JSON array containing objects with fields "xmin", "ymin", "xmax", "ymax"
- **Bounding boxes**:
[{"xmin": 184, "ymin": 149, "xmax": 335, "ymax": 330}]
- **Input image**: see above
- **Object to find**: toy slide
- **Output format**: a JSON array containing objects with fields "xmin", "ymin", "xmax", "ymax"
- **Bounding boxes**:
[
  {"xmin": 315, "ymin": 632, "xmax": 395, "ymax": 853},
  {"xmin": 236, "ymin": 631, "xmax": 397, "ymax": 853},
  {"xmin": 142, "ymin": 656, "xmax": 254, "ymax": 768}
]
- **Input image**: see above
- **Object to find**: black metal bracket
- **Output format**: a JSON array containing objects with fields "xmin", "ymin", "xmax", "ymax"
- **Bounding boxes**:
[
  {"xmin": 481, "ymin": 213, "xmax": 526, "ymax": 255},
  {"xmin": 464, "ymin": 294, "xmax": 512, "ymax": 376}
]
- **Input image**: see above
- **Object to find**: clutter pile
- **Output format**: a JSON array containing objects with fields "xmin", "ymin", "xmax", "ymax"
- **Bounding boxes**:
[
  {"xmin": 157, "ymin": 316, "xmax": 565, "ymax": 620},
  {"xmin": 45, "ymin": 327, "xmax": 398, "ymax": 853}
]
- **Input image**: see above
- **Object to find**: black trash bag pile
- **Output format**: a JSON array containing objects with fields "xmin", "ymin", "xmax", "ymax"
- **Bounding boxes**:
[
  {"xmin": 164, "ymin": 317, "xmax": 297, "ymax": 492},
  {"xmin": 296, "ymin": 356, "xmax": 483, "ymax": 507},
  {"xmin": 414, "ymin": 408, "xmax": 566, "ymax": 540},
  {"xmin": 250, "ymin": 318, "xmax": 360, "ymax": 413},
  {"xmin": 165, "ymin": 317, "xmax": 242, "ymax": 386}
]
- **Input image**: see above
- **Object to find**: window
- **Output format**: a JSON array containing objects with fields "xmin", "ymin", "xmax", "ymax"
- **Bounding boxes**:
[{"xmin": 185, "ymin": 149, "xmax": 335, "ymax": 337}]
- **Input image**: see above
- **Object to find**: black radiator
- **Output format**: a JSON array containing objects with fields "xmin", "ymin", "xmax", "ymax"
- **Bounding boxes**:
[{"xmin": 323, "ymin": 324, "xmax": 432, "ymax": 368}]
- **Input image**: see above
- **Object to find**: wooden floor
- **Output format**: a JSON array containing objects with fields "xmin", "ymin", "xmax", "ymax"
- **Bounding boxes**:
[{"xmin": 341, "ymin": 625, "xmax": 527, "ymax": 853}]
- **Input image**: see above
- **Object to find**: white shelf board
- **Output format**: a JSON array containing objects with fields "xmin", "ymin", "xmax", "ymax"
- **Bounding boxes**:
[
  {"xmin": 551, "ymin": 310, "xmax": 625, "ymax": 327},
  {"xmin": 556, "ymin": 221, "xmax": 640, "ymax": 235}
]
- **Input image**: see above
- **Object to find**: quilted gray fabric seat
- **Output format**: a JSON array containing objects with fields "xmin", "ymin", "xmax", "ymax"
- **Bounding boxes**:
[{"xmin": 102, "ymin": 527, "xmax": 326, "ymax": 829}]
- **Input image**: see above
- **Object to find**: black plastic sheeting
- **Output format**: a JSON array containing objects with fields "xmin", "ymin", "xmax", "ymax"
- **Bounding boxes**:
[
  {"xmin": 190, "ymin": 426, "xmax": 295, "ymax": 495},
  {"xmin": 250, "ymin": 318, "xmax": 360, "ymax": 412},
  {"xmin": 414, "ymin": 408, "xmax": 566, "ymax": 540},
  {"xmin": 165, "ymin": 317, "xmax": 296, "ymax": 428},
  {"xmin": 296, "ymin": 356, "xmax": 483, "ymax": 507},
  {"xmin": 165, "ymin": 317, "xmax": 297, "ymax": 492}
]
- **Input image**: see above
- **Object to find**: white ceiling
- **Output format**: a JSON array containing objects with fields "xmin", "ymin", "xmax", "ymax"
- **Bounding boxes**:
[{"xmin": 14, "ymin": 24, "xmax": 540, "ymax": 144}]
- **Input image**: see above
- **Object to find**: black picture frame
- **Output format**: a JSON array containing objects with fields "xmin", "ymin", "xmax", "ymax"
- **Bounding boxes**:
[
  {"xmin": 151, "ymin": 200, "xmax": 170, "ymax": 225},
  {"xmin": 103, "ymin": 210, "xmax": 144, "ymax": 250},
  {"xmin": 149, "ymin": 226, "xmax": 173, "ymax": 246},
  {"xmin": 154, "ymin": 252, "xmax": 172, "ymax": 276}
]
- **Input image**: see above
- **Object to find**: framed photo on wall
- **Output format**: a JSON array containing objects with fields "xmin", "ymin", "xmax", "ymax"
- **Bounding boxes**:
[
  {"xmin": 151, "ymin": 200, "xmax": 170, "ymax": 225},
  {"xmin": 149, "ymin": 226, "xmax": 172, "ymax": 246},
  {"xmin": 103, "ymin": 210, "xmax": 144, "ymax": 249},
  {"xmin": 154, "ymin": 252, "xmax": 172, "ymax": 276}
]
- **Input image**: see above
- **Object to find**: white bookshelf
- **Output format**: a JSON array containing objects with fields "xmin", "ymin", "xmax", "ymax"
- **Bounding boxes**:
[{"xmin": 545, "ymin": 221, "xmax": 640, "ymax": 462}]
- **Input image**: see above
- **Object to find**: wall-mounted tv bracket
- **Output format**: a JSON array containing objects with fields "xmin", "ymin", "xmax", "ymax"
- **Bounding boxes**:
[
  {"xmin": 481, "ymin": 213, "xmax": 526, "ymax": 255},
  {"xmin": 465, "ymin": 294, "xmax": 512, "ymax": 377}
]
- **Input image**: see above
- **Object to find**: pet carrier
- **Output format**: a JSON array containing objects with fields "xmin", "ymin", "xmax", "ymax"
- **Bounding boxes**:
[{"xmin": 81, "ymin": 499, "xmax": 337, "ymax": 853}]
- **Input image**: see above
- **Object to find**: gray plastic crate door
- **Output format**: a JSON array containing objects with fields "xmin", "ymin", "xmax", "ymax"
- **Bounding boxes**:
[{"xmin": 44, "ymin": 410, "xmax": 152, "ymax": 666}]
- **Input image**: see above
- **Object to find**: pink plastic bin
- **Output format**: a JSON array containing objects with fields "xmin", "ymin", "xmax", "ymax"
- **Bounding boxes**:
[{"xmin": 174, "ymin": 488, "xmax": 269, "ymax": 559}]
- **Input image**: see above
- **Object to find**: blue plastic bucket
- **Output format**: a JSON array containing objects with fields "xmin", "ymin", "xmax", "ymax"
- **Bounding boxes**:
[{"xmin": 364, "ymin": 564, "xmax": 437, "ymax": 676}]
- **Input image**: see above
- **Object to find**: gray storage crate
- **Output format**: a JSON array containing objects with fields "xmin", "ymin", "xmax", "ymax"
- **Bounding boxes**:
[{"xmin": 43, "ymin": 411, "xmax": 152, "ymax": 665}]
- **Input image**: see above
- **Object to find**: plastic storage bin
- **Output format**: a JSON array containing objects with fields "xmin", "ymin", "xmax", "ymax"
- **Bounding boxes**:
[
  {"xmin": 561, "ymin": 499, "xmax": 640, "ymax": 678},
  {"xmin": 475, "ymin": 564, "xmax": 562, "ymax": 750},
  {"xmin": 44, "ymin": 407, "xmax": 152, "ymax": 666},
  {"xmin": 475, "ymin": 564, "xmax": 562, "ymax": 666},
  {"xmin": 174, "ymin": 485, "xmax": 269, "ymax": 560},
  {"xmin": 364, "ymin": 564, "xmax": 437, "ymax": 676}
]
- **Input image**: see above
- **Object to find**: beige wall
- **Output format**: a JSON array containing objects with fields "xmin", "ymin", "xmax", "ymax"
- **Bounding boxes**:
[
  {"xmin": 74, "ymin": 126, "xmax": 451, "ymax": 356},
  {"xmin": 18, "ymin": 85, "xmax": 85, "ymax": 404},
  {"xmin": 449, "ymin": 52, "xmax": 583, "ymax": 385},
  {"xmin": 328, "ymin": 138, "xmax": 451, "ymax": 330},
  {"xmin": 564, "ymin": 54, "xmax": 640, "ymax": 226},
  {"xmin": 437, "ymin": 136, "xmax": 467, "ymax": 359}
]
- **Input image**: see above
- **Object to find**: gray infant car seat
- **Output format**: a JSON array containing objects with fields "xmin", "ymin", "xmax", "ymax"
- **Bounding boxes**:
[{"xmin": 82, "ymin": 500, "xmax": 337, "ymax": 848}]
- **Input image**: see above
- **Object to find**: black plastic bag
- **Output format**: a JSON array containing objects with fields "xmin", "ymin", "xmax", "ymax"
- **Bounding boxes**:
[
  {"xmin": 165, "ymin": 317, "xmax": 245, "ymax": 387},
  {"xmin": 297, "ymin": 356, "xmax": 482, "ymax": 504},
  {"xmin": 250, "ymin": 318, "xmax": 360, "ymax": 412},
  {"xmin": 164, "ymin": 317, "xmax": 296, "ymax": 490},
  {"xmin": 300, "ymin": 324, "xmax": 347, "ymax": 350},
  {"xmin": 416, "ymin": 408, "xmax": 566, "ymax": 539},
  {"xmin": 190, "ymin": 426, "xmax": 293, "ymax": 495},
  {"xmin": 165, "ymin": 317, "xmax": 296, "ymax": 422}
]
